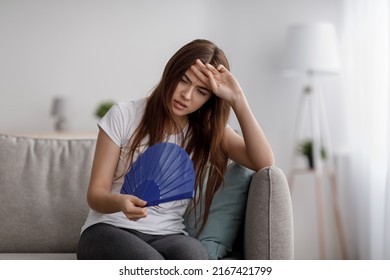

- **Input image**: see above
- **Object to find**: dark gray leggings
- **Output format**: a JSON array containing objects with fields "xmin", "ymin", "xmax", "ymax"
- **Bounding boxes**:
[{"xmin": 77, "ymin": 223, "xmax": 208, "ymax": 260}]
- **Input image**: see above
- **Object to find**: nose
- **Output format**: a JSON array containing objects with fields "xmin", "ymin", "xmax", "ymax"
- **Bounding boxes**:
[{"xmin": 181, "ymin": 87, "xmax": 194, "ymax": 101}]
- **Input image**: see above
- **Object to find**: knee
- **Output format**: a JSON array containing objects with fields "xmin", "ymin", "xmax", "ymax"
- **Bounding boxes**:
[{"xmin": 177, "ymin": 237, "xmax": 209, "ymax": 260}]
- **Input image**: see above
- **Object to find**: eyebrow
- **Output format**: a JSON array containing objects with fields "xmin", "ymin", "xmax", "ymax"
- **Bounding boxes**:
[
  {"xmin": 183, "ymin": 74, "xmax": 212, "ymax": 94},
  {"xmin": 183, "ymin": 73, "xmax": 191, "ymax": 83}
]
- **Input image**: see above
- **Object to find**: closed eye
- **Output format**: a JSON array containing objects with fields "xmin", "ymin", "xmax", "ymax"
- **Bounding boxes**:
[
  {"xmin": 181, "ymin": 73, "xmax": 211, "ymax": 95},
  {"xmin": 198, "ymin": 88, "xmax": 211, "ymax": 96},
  {"xmin": 180, "ymin": 74, "xmax": 190, "ymax": 84}
]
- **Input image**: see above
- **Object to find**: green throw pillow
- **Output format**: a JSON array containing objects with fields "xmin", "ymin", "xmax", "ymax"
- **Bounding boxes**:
[{"xmin": 184, "ymin": 162, "xmax": 254, "ymax": 259}]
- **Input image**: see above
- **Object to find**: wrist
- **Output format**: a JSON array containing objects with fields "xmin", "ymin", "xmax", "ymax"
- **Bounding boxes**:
[
  {"xmin": 87, "ymin": 190, "xmax": 124, "ymax": 214},
  {"xmin": 113, "ymin": 193, "xmax": 127, "ymax": 212},
  {"xmin": 230, "ymin": 91, "xmax": 248, "ymax": 111}
]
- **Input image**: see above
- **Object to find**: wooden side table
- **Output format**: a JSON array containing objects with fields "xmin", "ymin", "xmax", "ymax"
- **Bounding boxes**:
[{"xmin": 288, "ymin": 165, "xmax": 348, "ymax": 259}]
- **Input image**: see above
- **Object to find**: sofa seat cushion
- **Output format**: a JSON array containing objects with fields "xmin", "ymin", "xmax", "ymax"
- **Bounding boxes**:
[{"xmin": 0, "ymin": 253, "xmax": 76, "ymax": 260}]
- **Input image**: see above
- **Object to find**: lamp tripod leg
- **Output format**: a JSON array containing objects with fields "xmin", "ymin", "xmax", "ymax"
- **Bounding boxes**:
[{"xmin": 289, "ymin": 89, "xmax": 310, "ymax": 193}]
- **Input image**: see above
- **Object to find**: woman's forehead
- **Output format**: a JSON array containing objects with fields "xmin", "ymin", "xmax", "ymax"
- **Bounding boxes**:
[{"xmin": 183, "ymin": 67, "xmax": 208, "ymax": 88}]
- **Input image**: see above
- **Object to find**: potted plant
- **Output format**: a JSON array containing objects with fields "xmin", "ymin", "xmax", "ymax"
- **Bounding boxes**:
[
  {"xmin": 95, "ymin": 101, "xmax": 115, "ymax": 119},
  {"xmin": 299, "ymin": 139, "xmax": 327, "ymax": 169}
]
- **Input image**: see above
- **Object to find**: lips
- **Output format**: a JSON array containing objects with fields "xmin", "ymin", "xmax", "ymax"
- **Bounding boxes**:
[{"xmin": 173, "ymin": 99, "xmax": 188, "ymax": 110}]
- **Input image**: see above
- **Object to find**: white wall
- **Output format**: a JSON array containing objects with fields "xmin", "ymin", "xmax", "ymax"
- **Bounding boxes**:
[{"xmin": 0, "ymin": 0, "xmax": 345, "ymax": 259}]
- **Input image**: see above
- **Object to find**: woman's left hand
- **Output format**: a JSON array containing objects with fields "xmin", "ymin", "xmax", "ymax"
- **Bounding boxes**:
[{"xmin": 191, "ymin": 59, "xmax": 244, "ymax": 106}]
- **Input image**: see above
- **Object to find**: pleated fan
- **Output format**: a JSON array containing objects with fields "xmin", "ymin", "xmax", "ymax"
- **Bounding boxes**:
[{"xmin": 120, "ymin": 142, "xmax": 195, "ymax": 206}]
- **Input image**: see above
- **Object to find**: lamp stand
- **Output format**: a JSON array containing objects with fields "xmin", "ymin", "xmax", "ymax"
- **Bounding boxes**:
[
  {"xmin": 53, "ymin": 117, "xmax": 68, "ymax": 132},
  {"xmin": 288, "ymin": 74, "xmax": 348, "ymax": 260}
]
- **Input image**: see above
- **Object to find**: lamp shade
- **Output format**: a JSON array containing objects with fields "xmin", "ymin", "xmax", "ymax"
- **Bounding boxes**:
[{"xmin": 283, "ymin": 22, "xmax": 341, "ymax": 76}]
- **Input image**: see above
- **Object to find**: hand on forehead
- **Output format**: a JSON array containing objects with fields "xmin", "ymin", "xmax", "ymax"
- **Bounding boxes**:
[
  {"xmin": 184, "ymin": 63, "xmax": 211, "ymax": 90},
  {"xmin": 190, "ymin": 59, "xmax": 223, "ymax": 91}
]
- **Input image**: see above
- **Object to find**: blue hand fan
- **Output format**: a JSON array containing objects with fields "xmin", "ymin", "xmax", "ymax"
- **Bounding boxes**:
[{"xmin": 120, "ymin": 142, "xmax": 195, "ymax": 206}]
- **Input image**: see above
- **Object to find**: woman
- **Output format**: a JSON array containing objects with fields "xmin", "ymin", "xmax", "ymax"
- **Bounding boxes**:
[{"xmin": 77, "ymin": 39, "xmax": 274, "ymax": 260}]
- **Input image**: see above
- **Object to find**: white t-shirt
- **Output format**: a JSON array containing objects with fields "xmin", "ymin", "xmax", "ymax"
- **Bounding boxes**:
[{"xmin": 81, "ymin": 98, "xmax": 191, "ymax": 235}]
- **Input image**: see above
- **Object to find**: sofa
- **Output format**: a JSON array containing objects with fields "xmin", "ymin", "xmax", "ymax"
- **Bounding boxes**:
[{"xmin": 0, "ymin": 133, "xmax": 293, "ymax": 260}]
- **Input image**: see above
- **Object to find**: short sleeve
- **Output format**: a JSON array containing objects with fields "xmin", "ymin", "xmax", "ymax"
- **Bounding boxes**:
[{"xmin": 98, "ymin": 103, "xmax": 127, "ymax": 147}]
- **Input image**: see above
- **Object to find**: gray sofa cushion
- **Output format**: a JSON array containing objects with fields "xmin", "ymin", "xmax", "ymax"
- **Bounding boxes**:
[
  {"xmin": 184, "ymin": 162, "xmax": 253, "ymax": 259},
  {"xmin": 0, "ymin": 134, "xmax": 95, "ymax": 253}
]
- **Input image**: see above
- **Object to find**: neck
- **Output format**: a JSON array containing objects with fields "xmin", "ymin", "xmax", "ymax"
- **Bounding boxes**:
[{"xmin": 166, "ymin": 117, "xmax": 188, "ymax": 135}]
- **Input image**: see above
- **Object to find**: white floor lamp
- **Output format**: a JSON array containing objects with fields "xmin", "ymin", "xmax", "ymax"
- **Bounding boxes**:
[{"xmin": 284, "ymin": 22, "xmax": 348, "ymax": 259}]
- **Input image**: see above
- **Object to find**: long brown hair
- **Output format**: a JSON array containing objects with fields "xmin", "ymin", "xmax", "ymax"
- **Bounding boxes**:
[{"xmin": 127, "ymin": 39, "xmax": 231, "ymax": 234}]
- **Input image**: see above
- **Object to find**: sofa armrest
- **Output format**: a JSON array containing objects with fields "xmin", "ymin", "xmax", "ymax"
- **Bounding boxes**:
[{"xmin": 244, "ymin": 166, "xmax": 294, "ymax": 259}]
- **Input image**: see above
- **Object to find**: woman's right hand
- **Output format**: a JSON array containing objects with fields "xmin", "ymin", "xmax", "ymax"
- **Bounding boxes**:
[
  {"xmin": 118, "ymin": 195, "xmax": 148, "ymax": 221},
  {"xmin": 87, "ymin": 129, "xmax": 148, "ymax": 220}
]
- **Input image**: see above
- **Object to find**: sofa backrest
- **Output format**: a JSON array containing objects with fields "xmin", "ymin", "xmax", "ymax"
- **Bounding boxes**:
[{"xmin": 0, "ymin": 134, "xmax": 96, "ymax": 253}]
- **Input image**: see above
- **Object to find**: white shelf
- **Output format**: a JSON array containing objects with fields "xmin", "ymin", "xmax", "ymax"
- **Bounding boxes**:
[{"xmin": 3, "ymin": 131, "xmax": 98, "ymax": 139}]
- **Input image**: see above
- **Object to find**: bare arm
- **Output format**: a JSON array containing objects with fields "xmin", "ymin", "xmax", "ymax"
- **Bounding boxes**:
[
  {"xmin": 87, "ymin": 129, "xmax": 148, "ymax": 220},
  {"xmin": 224, "ymin": 98, "xmax": 275, "ymax": 171}
]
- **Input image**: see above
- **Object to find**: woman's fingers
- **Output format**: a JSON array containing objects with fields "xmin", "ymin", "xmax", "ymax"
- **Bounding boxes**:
[
  {"xmin": 205, "ymin": 63, "xmax": 221, "ymax": 75},
  {"xmin": 125, "ymin": 206, "xmax": 147, "ymax": 220},
  {"xmin": 191, "ymin": 59, "xmax": 221, "ymax": 91},
  {"xmin": 195, "ymin": 58, "xmax": 209, "ymax": 72},
  {"xmin": 191, "ymin": 60, "xmax": 211, "ymax": 83},
  {"xmin": 130, "ymin": 196, "xmax": 147, "ymax": 207},
  {"xmin": 216, "ymin": 64, "xmax": 228, "ymax": 73},
  {"xmin": 120, "ymin": 195, "xmax": 148, "ymax": 220}
]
